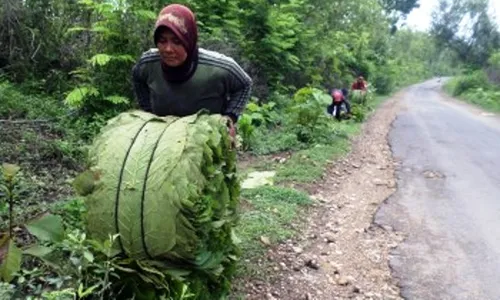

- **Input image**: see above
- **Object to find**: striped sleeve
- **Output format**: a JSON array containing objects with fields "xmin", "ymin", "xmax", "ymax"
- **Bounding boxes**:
[
  {"xmin": 131, "ymin": 49, "xmax": 160, "ymax": 112},
  {"xmin": 199, "ymin": 49, "xmax": 253, "ymax": 121}
]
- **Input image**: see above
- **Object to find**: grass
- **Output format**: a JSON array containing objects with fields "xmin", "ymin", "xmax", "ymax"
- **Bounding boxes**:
[
  {"xmin": 250, "ymin": 128, "xmax": 304, "ymax": 155},
  {"xmin": 0, "ymin": 81, "xmax": 86, "ymax": 231},
  {"xmin": 275, "ymin": 141, "xmax": 350, "ymax": 183},
  {"xmin": 455, "ymin": 89, "xmax": 500, "ymax": 112},
  {"xmin": 238, "ymin": 186, "xmax": 311, "ymax": 249},
  {"xmin": 233, "ymin": 94, "xmax": 389, "ymax": 283},
  {"xmin": 274, "ymin": 117, "xmax": 366, "ymax": 184},
  {"xmin": 0, "ymin": 81, "xmax": 65, "ymax": 120},
  {"xmin": 444, "ymin": 73, "xmax": 500, "ymax": 113},
  {"xmin": 235, "ymin": 186, "xmax": 311, "ymax": 278}
]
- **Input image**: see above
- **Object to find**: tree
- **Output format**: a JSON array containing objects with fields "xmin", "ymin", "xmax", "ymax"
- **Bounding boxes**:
[
  {"xmin": 381, "ymin": 0, "xmax": 420, "ymax": 15},
  {"xmin": 431, "ymin": 0, "xmax": 500, "ymax": 67}
]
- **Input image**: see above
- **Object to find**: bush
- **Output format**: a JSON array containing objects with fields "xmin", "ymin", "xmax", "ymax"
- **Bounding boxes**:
[
  {"xmin": 250, "ymin": 127, "xmax": 303, "ymax": 155},
  {"xmin": 449, "ymin": 71, "xmax": 490, "ymax": 96},
  {"xmin": 0, "ymin": 81, "xmax": 65, "ymax": 120},
  {"xmin": 287, "ymin": 87, "xmax": 331, "ymax": 143},
  {"xmin": 350, "ymin": 104, "xmax": 368, "ymax": 122},
  {"xmin": 371, "ymin": 67, "xmax": 395, "ymax": 94}
]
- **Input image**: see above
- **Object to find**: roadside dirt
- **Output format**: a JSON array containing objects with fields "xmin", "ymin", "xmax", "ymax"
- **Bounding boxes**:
[{"xmin": 241, "ymin": 91, "xmax": 407, "ymax": 300}]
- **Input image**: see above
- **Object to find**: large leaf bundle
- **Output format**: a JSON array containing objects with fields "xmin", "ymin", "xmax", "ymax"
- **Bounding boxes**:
[
  {"xmin": 79, "ymin": 110, "xmax": 240, "ymax": 299},
  {"xmin": 350, "ymin": 90, "xmax": 368, "ymax": 105}
]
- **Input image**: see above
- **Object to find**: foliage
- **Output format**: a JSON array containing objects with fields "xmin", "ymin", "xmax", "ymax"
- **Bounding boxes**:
[
  {"xmin": 250, "ymin": 128, "xmax": 303, "ymax": 155},
  {"xmin": 287, "ymin": 87, "xmax": 332, "ymax": 143},
  {"xmin": 240, "ymin": 85, "xmax": 375, "ymax": 155},
  {"xmin": 431, "ymin": 0, "xmax": 500, "ymax": 68},
  {"xmin": 50, "ymin": 198, "xmax": 87, "ymax": 230},
  {"xmin": 0, "ymin": 163, "xmax": 21, "ymax": 237},
  {"xmin": 75, "ymin": 111, "xmax": 240, "ymax": 299},
  {"xmin": 0, "ymin": 0, "xmax": 450, "ymax": 107},
  {"xmin": 244, "ymin": 101, "xmax": 280, "ymax": 128},
  {"xmin": 489, "ymin": 52, "xmax": 500, "ymax": 68},
  {"xmin": 236, "ymin": 114, "xmax": 256, "ymax": 151},
  {"xmin": 0, "ymin": 81, "xmax": 65, "ymax": 120},
  {"xmin": 446, "ymin": 70, "xmax": 491, "ymax": 96},
  {"xmin": 0, "ymin": 239, "xmax": 22, "ymax": 283},
  {"xmin": 350, "ymin": 104, "xmax": 369, "ymax": 122},
  {"xmin": 486, "ymin": 51, "xmax": 500, "ymax": 85},
  {"xmin": 17, "ymin": 224, "xmax": 123, "ymax": 299},
  {"xmin": 237, "ymin": 97, "xmax": 284, "ymax": 151},
  {"xmin": 445, "ymin": 70, "xmax": 500, "ymax": 112},
  {"xmin": 276, "ymin": 140, "xmax": 352, "ymax": 184},
  {"xmin": 0, "ymin": 282, "xmax": 16, "ymax": 298}
]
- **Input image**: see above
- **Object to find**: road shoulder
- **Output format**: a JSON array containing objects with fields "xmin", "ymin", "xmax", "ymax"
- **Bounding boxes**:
[{"xmin": 240, "ymin": 90, "xmax": 407, "ymax": 300}]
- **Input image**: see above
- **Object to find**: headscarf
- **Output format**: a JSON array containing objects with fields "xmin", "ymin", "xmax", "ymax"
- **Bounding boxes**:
[{"xmin": 154, "ymin": 4, "xmax": 198, "ymax": 83}]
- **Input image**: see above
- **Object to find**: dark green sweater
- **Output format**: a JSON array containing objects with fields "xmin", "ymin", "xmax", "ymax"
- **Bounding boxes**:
[{"xmin": 132, "ymin": 48, "xmax": 253, "ymax": 121}]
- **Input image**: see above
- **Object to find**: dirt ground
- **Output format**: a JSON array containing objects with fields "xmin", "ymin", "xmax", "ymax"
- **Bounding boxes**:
[{"xmin": 240, "ymin": 91, "xmax": 407, "ymax": 300}]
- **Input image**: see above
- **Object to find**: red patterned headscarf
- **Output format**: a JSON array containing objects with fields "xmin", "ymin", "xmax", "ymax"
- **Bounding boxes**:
[{"xmin": 154, "ymin": 4, "xmax": 199, "ymax": 82}]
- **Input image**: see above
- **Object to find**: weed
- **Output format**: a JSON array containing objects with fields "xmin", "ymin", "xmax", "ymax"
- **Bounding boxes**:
[
  {"xmin": 236, "ymin": 186, "xmax": 311, "ymax": 277},
  {"xmin": 0, "ymin": 81, "xmax": 65, "ymax": 120},
  {"xmin": 444, "ymin": 72, "xmax": 500, "ymax": 112},
  {"xmin": 251, "ymin": 127, "xmax": 303, "ymax": 155},
  {"xmin": 275, "ymin": 141, "xmax": 350, "ymax": 183}
]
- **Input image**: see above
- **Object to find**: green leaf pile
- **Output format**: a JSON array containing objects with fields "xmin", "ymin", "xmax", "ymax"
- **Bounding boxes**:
[
  {"xmin": 350, "ymin": 90, "xmax": 368, "ymax": 105},
  {"xmin": 77, "ymin": 110, "xmax": 240, "ymax": 299}
]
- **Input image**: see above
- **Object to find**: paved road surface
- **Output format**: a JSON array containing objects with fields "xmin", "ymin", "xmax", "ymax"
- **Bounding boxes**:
[{"xmin": 376, "ymin": 79, "xmax": 500, "ymax": 300}]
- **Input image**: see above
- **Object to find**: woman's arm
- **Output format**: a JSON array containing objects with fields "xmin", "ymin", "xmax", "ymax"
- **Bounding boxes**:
[
  {"xmin": 132, "ymin": 63, "xmax": 152, "ymax": 112},
  {"xmin": 224, "ymin": 58, "xmax": 253, "ymax": 123}
]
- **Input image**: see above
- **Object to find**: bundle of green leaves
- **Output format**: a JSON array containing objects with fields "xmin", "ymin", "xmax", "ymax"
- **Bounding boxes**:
[
  {"xmin": 73, "ymin": 110, "xmax": 240, "ymax": 299},
  {"xmin": 350, "ymin": 90, "xmax": 368, "ymax": 105}
]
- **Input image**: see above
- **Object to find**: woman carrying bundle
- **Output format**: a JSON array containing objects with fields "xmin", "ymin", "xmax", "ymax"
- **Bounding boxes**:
[{"xmin": 131, "ymin": 3, "xmax": 253, "ymax": 141}]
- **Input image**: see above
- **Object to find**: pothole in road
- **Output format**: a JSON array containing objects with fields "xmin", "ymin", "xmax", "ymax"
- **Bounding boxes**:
[{"xmin": 422, "ymin": 170, "xmax": 445, "ymax": 179}]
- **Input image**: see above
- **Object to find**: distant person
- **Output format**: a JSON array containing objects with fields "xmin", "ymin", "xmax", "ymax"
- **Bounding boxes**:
[
  {"xmin": 328, "ymin": 88, "xmax": 351, "ymax": 120},
  {"xmin": 351, "ymin": 76, "xmax": 367, "ymax": 92}
]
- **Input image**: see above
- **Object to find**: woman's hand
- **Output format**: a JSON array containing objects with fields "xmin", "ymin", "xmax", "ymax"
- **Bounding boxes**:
[{"xmin": 224, "ymin": 116, "xmax": 237, "ymax": 148}]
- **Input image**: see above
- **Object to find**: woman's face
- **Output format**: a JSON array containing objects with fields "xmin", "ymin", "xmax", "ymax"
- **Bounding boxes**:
[{"xmin": 157, "ymin": 28, "xmax": 188, "ymax": 67}]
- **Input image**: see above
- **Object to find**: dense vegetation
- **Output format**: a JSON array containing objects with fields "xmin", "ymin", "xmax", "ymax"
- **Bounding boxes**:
[
  {"xmin": 432, "ymin": 0, "xmax": 500, "ymax": 109},
  {"xmin": 0, "ymin": 0, "xmax": 488, "ymax": 298}
]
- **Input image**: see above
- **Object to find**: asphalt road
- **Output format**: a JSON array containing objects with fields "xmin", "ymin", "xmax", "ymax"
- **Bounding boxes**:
[{"xmin": 376, "ymin": 79, "xmax": 500, "ymax": 300}]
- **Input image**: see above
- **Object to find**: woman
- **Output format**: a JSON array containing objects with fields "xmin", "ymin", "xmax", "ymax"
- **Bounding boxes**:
[
  {"xmin": 351, "ymin": 76, "xmax": 367, "ymax": 92},
  {"xmin": 132, "ymin": 4, "xmax": 253, "ymax": 138}
]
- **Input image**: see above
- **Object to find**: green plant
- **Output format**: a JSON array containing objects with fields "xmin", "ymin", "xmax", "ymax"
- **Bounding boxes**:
[
  {"xmin": 0, "ymin": 164, "xmax": 23, "ymax": 284},
  {"xmin": 0, "ymin": 81, "xmax": 65, "ymax": 120},
  {"xmin": 19, "ymin": 226, "xmax": 121, "ymax": 299},
  {"xmin": 287, "ymin": 87, "xmax": 331, "ymax": 143},
  {"xmin": 50, "ymin": 198, "xmax": 87, "ymax": 230},
  {"xmin": 448, "ymin": 71, "xmax": 490, "ymax": 96},
  {"xmin": 237, "ymin": 114, "xmax": 256, "ymax": 151},
  {"xmin": 0, "ymin": 163, "xmax": 21, "ymax": 237},
  {"xmin": 276, "ymin": 141, "xmax": 351, "ymax": 183},
  {"xmin": 244, "ymin": 100, "xmax": 280, "ymax": 128},
  {"xmin": 251, "ymin": 127, "xmax": 303, "ymax": 155},
  {"xmin": 0, "ymin": 282, "xmax": 16, "ymax": 298},
  {"xmin": 63, "ymin": 0, "xmax": 153, "ymax": 114},
  {"xmin": 350, "ymin": 103, "xmax": 368, "ymax": 122},
  {"xmin": 0, "ymin": 237, "xmax": 22, "ymax": 283}
]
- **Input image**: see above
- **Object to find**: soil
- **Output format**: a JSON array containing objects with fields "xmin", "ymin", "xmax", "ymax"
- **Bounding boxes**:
[
  {"xmin": 0, "ymin": 121, "xmax": 81, "ymax": 229},
  {"xmin": 235, "ymin": 91, "xmax": 407, "ymax": 300}
]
